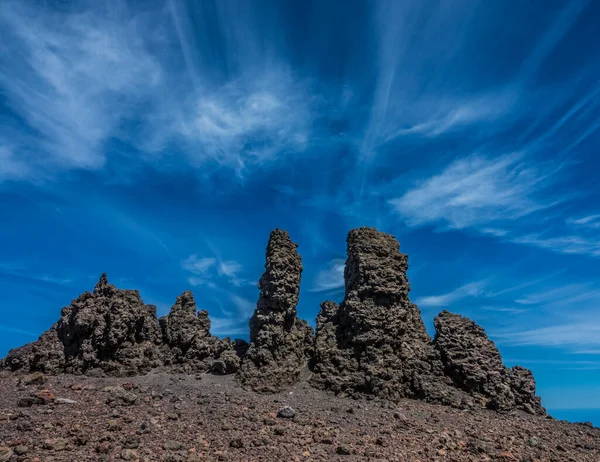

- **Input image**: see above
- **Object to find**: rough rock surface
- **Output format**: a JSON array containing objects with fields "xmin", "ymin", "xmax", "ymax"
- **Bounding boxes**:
[
  {"xmin": 237, "ymin": 229, "xmax": 313, "ymax": 391},
  {"xmin": 1, "ymin": 276, "xmax": 245, "ymax": 376},
  {"xmin": 3, "ymin": 274, "xmax": 164, "ymax": 376},
  {"xmin": 311, "ymin": 227, "xmax": 456, "ymax": 403},
  {"xmin": 160, "ymin": 291, "xmax": 239, "ymax": 373},
  {"xmin": 433, "ymin": 310, "xmax": 545, "ymax": 415}
]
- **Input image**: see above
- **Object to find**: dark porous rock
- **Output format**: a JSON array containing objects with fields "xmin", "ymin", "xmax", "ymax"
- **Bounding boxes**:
[
  {"xmin": 433, "ymin": 310, "xmax": 545, "ymax": 415},
  {"xmin": 160, "ymin": 291, "xmax": 231, "ymax": 372},
  {"xmin": 3, "ymin": 274, "xmax": 164, "ymax": 376},
  {"xmin": 237, "ymin": 229, "xmax": 313, "ymax": 391},
  {"xmin": 311, "ymin": 227, "xmax": 457, "ymax": 403}
]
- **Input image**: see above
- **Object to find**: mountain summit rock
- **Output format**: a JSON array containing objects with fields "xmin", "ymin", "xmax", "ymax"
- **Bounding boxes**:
[{"xmin": 1, "ymin": 227, "xmax": 544, "ymax": 416}]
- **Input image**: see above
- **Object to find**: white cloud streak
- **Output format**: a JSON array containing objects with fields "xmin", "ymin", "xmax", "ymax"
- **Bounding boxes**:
[
  {"xmin": 389, "ymin": 153, "xmax": 558, "ymax": 230},
  {"xmin": 310, "ymin": 259, "xmax": 345, "ymax": 292},
  {"xmin": 415, "ymin": 281, "xmax": 486, "ymax": 307},
  {"xmin": 513, "ymin": 234, "xmax": 600, "ymax": 258},
  {"xmin": 0, "ymin": 1, "xmax": 319, "ymax": 182},
  {"xmin": 496, "ymin": 322, "xmax": 600, "ymax": 348},
  {"xmin": 0, "ymin": 1, "xmax": 162, "ymax": 179}
]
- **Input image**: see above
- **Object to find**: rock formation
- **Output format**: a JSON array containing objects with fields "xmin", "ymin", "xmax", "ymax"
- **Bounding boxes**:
[
  {"xmin": 3, "ymin": 274, "xmax": 164, "ymax": 375},
  {"xmin": 1, "ymin": 275, "xmax": 244, "ymax": 376},
  {"xmin": 1, "ymin": 227, "xmax": 546, "ymax": 416},
  {"xmin": 433, "ymin": 310, "xmax": 545, "ymax": 415},
  {"xmin": 160, "ymin": 291, "xmax": 246, "ymax": 374},
  {"xmin": 311, "ymin": 227, "xmax": 458, "ymax": 403},
  {"xmin": 237, "ymin": 229, "xmax": 313, "ymax": 391}
]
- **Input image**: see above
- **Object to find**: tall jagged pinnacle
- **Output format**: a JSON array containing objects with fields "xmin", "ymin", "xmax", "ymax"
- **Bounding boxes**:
[{"xmin": 237, "ymin": 229, "xmax": 313, "ymax": 391}]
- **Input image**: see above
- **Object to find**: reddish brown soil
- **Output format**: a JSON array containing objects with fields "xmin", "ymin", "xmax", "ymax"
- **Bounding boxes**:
[{"xmin": 1, "ymin": 371, "xmax": 598, "ymax": 461}]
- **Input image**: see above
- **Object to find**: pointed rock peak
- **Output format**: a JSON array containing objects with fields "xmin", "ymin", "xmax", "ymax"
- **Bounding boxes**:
[
  {"xmin": 94, "ymin": 273, "xmax": 114, "ymax": 295},
  {"xmin": 173, "ymin": 290, "xmax": 197, "ymax": 315}
]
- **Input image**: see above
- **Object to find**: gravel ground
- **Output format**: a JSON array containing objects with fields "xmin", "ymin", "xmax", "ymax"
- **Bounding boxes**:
[{"xmin": 1, "ymin": 371, "xmax": 599, "ymax": 461}]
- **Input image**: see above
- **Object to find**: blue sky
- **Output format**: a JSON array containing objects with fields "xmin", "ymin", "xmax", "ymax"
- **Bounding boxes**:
[{"xmin": 1, "ymin": 0, "xmax": 599, "ymax": 417}]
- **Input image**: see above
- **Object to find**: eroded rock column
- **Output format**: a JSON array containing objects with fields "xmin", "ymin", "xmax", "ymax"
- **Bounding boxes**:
[
  {"xmin": 237, "ymin": 229, "xmax": 313, "ymax": 391},
  {"xmin": 311, "ymin": 227, "xmax": 455, "ymax": 402}
]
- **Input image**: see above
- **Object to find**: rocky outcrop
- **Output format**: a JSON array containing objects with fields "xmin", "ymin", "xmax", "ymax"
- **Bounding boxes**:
[
  {"xmin": 1, "ymin": 227, "xmax": 547, "ymax": 416},
  {"xmin": 2, "ymin": 275, "xmax": 245, "ymax": 376},
  {"xmin": 433, "ymin": 310, "xmax": 545, "ymax": 415},
  {"xmin": 160, "ymin": 291, "xmax": 222, "ymax": 371},
  {"xmin": 159, "ymin": 291, "xmax": 246, "ymax": 374},
  {"xmin": 237, "ymin": 229, "xmax": 313, "ymax": 391},
  {"xmin": 8, "ymin": 274, "xmax": 165, "ymax": 375},
  {"xmin": 2, "ymin": 325, "xmax": 65, "ymax": 374},
  {"xmin": 311, "ymin": 227, "xmax": 457, "ymax": 403}
]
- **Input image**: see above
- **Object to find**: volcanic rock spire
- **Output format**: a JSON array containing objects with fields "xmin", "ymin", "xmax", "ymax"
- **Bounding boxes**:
[
  {"xmin": 311, "ymin": 227, "xmax": 450, "ymax": 400},
  {"xmin": 237, "ymin": 229, "xmax": 313, "ymax": 391},
  {"xmin": 433, "ymin": 310, "xmax": 545, "ymax": 415}
]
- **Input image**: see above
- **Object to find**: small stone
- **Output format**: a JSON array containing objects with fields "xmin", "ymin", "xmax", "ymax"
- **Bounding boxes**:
[
  {"xmin": 35, "ymin": 389, "xmax": 56, "ymax": 404},
  {"xmin": 163, "ymin": 441, "xmax": 185, "ymax": 451},
  {"xmin": 96, "ymin": 441, "xmax": 111, "ymax": 454},
  {"xmin": 55, "ymin": 398, "xmax": 77, "ymax": 404},
  {"xmin": 336, "ymin": 444, "xmax": 351, "ymax": 455},
  {"xmin": 274, "ymin": 427, "xmax": 286, "ymax": 436},
  {"xmin": 107, "ymin": 419, "xmax": 122, "ymax": 431},
  {"xmin": 527, "ymin": 437, "xmax": 539, "ymax": 447},
  {"xmin": 229, "ymin": 439, "xmax": 244, "ymax": 448},
  {"xmin": 14, "ymin": 446, "xmax": 28, "ymax": 455},
  {"xmin": 137, "ymin": 421, "xmax": 151, "ymax": 435},
  {"xmin": 0, "ymin": 447, "xmax": 13, "ymax": 462},
  {"xmin": 123, "ymin": 435, "xmax": 140, "ymax": 449},
  {"xmin": 17, "ymin": 396, "xmax": 39, "ymax": 407},
  {"xmin": 277, "ymin": 406, "xmax": 295, "ymax": 419},
  {"xmin": 43, "ymin": 438, "xmax": 67, "ymax": 451},
  {"xmin": 121, "ymin": 449, "xmax": 138, "ymax": 460},
  {"xmin": 22, "ymin": 372, "xmax": 46, "ymax": 385}
]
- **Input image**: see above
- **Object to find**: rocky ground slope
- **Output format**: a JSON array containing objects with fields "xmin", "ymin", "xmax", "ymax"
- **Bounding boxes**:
[
  {"xmin": 2, "ymin": 226, "xmax": 590, "ymax": 460},
  {"xmin": 0, "ymin": 371, "xmax": 598, "ymax": 462}
]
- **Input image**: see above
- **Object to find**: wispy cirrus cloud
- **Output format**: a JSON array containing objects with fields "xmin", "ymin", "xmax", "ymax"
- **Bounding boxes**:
[
  {"xmin": 496, "ymin": 322, "xmax": 600, "ymax": 349},
  {"xmin": 515, "ymin": 283, "xmax": 594, "ymax": 305},
  {"xmin": 0, "ymin": 144, "xmax": 28, "ymax": 180},
  {"xmin": 170, "ymin": 71, "xmax": 312, "ymax": 174},
  {"xmin": 0, "ymin": 1, "xmax": 162, "ymax": 180},
  {"xmin": 310, "ymin": 259, "xmax": 345, "ymax": 293},
  {"xmin": 0, "ymin": 0, "xmax": 320, "ymax": 183},
  {"xmin": 388, "ymin": 153, "xmax": 559, "ymax": 231},
  {"xmin": 181, "ymin": 252, "xmax": 253, "ymax": 289},
  {"xmin": 415, "ymin": 281, "xmax": 486, "ymax": 307},
  {"xmin": 567, "ymin": 215, "xmax": 600, "ymax": 230},
  {"xmin": 513, "ymin": 234, "xmax": 600, "ymax": 258}
]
